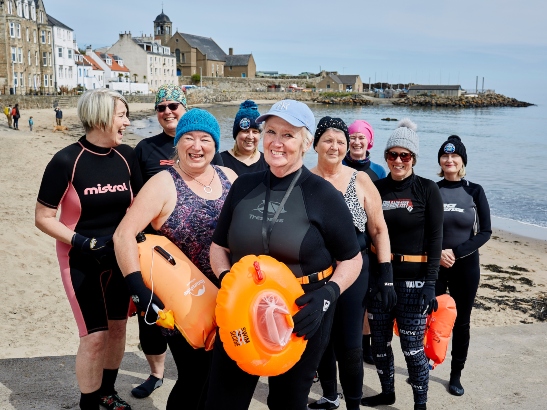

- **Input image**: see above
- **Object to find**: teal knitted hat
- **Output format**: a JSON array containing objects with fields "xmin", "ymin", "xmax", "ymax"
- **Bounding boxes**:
[{"xmin": 174, "ymin": 109, "xmax": 220, "ymax": 152}]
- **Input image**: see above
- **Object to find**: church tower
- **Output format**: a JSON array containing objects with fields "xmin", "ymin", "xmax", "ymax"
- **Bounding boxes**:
[{"xmin": 154, "ymin": 9, "xmax": 172, "ymax": 45}]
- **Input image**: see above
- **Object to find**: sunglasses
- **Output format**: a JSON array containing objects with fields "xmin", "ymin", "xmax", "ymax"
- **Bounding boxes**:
[
  {"xmin": 385, "ymin": 150, "xmax": 414, "ymax": 162},
  {"xmin": 156, "ymin": 102, "xmax": 181, "ymax": 112}
]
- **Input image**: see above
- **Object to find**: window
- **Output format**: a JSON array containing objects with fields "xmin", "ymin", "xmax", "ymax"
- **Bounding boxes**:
[
  {"xmin": 39, "ymin": 10, "xmax": 43, "ymax": 23},
  {"xmin": 49, "ymin": 52, "xmax": 52, "ymax": 66},
  {"xmin": 35, "ymin": 51, "xmax": 38, "ymax": 65},
  {"xmin": 7, "ymin": 1, "xmax": 12, "ymax": 14},
  {"xmin": 23, "ymin": 1, "xmax": 29, "ymax": 18},
  {"xmin": 9, "ymin": 23, "xmax": 15, "ymax": 38},
  {"xmin": 16, "ymin": 23, "xmax": 21, "ymax": 38},
  {"xmin": 26, "ymin": 28, "xmax": 29, "ymax": 42},
  {"xmin": 50, "ymin": 75, "xmax": 53, "ymax": 87},
  {"xmin": 17, "ymin": 47, "xmax": 22, "ymax": 63},
  {"xmin": 150, "ymin": 67, "xmax": 153, "ymax": 75},
  {"xmin": 14, "ymin": 74, "xmax": 18, "ymax": 87},
  {"xmin": 41, "ymin": 30, "xmax": 45, "ymax": 43},
  {"xmin": 28, "ymin": 75, "xmax": 32, "ymax": 89},
  {"xmin": 20, "ymin": 73, "xmax": 24, "ymax": 87},
  {"xmin": 58, "ymin": 47, "xmax": 63, "ymax": 58},
  {"xmin": 16, "ymin": 0, "xmax": 22, "ymax": 16},
  {"xmin": 42, "ymin": 52, "xmax": 47, "ymax": 66},
  {"xmin": 28, "ymin": 50, "xmax": 31, "ymax": 65},
  {"xmin": 11, "ymin": 47, "xmax": 16, "ymax": 62},
  {"xmin": 47, "ymin": 31, "xmax": 51, "ymax": 44},
  {"xmin": 44, "ymin": 74, "xmax": 48, "ymax": 87},
  {"xmin": 68, "ymin": 49, "xmax": 73, "ymax": 59},
  {"xmin": 68, "ymin": 67, "xmax": 73, "ymax": 79},
  {"xmin": 33, "ymin": 29, "xmax": 36, "ymax": 43},
  {"xmin": 31, "ymin": 3, "xmax": 36, "ymax": 20},
  {"xmin": 59, "ymin": 66, "xmax": 63, "ymax": 79}
]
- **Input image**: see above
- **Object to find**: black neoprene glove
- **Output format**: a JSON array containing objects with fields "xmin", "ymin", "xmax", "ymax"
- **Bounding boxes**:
[
  {"xmin": 375, "ymin": 262, "xmax": 397, "ymax": 312},
  {"xmin": 418, "ymin": 280, "xmax": 438, "ymax": 315},
  {"xmin": 293, "ymin": 282, "xmax": 340, "ymax": 340},
  {"xmin": 125, "ymin": 271, "xmax": 165, "ymax": 324},
  {"xmin": 71, "ymin": 233, "xmax": 115, "ymax": 264}
]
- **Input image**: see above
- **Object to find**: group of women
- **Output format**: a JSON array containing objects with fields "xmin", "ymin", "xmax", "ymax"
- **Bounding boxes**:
[{"xmin": 35, "ymin": 87, "xmax": 491, "ymax": 410}]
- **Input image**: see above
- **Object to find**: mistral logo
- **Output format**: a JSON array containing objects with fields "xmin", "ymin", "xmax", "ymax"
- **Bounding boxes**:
[
  {"xmin": 84, "ymin": 183, "xmax": 128, "ymax": 196},
  {"xmin": 184, "ymin": 279, "xmax": 206, "ymax": 297},
  {"xmin": 249, "ymin": 200, "xmax": 287, "ymax": 222}
]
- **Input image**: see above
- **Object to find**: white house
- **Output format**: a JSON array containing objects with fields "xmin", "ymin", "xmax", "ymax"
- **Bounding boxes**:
[
  {"xmin": 74, "ymin": 51, "xmax": 104, "ymax": 89},
  {"xmin": 47, "ymin": 14, "xmax": 77, "ymax": 91},
  {"xmin": 107, "ymin": 32, "xmax": 176, "ymax": 92}
]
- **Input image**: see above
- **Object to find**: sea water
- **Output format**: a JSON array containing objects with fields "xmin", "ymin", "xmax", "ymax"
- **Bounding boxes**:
[{"xmin": 129, "ymin": 99, "xmax": 547, "ymax": 239}]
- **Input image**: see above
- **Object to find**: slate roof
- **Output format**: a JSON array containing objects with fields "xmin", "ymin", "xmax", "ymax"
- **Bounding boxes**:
[
  {"xmin": 409, "ymin": 85, "xmax": 461, "ymax": 90},
  {"xmin": 225, "ymin": 54, "xmax": 251, "ymax": 67},
  {"xmin": 178, "ymin": 33, "xmax": 226, "ymax": 62},
  {"xmin": 338, "ymin": 75, "xmax": 360, "ymax": 84},
  {"xmin": 46, "ymin": 14, "xmax": 73, "ymax": 31}
]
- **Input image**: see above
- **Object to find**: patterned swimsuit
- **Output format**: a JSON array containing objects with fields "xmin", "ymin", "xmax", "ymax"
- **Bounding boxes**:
[
  {"xmin": 343, "ymin": 171, "xmax": 367, "ymax": 232},
  {"xmin": 158, "ymin": 165, "xmax": 231, "ymax": 288}
]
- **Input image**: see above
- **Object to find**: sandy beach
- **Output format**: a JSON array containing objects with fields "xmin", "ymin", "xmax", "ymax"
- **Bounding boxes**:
[{"xmin": 0, "ymin": 104, "xmax": 546, "ymax": 409}]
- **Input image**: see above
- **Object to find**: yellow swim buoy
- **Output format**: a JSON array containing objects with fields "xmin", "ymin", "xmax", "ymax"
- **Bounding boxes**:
[{"xmin": 216, "ymin": 254, "xmax": 308, "ymax": 376}]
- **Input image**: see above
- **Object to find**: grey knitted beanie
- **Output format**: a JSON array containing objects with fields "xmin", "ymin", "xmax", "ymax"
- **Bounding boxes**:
[{"xmin": 385, "ymin": 118, "xmax": 419, "ymax": 157}]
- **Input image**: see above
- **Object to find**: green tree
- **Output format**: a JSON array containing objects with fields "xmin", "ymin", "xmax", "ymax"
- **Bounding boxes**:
[{"xmin": 191, "ymin": 73, "xmax": 201, "ymax": 84}]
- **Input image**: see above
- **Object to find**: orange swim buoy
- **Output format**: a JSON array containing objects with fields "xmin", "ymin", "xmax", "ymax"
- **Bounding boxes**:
[
  {"xmin": 137, "ymin": 234, "xmax": 218, "ymax": 350},
  {"xmin": 215, "ymin": 254, "xmax": 308, "ymax": 376},
  {"xmin": 393, "ymin": 294, "xmax": 457, "ymax": 369}
]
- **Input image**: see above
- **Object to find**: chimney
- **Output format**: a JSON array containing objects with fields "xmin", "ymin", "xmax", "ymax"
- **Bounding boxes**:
[
  {"xmin": 86, "ymin": 45, "xmax": 92, "ymax": 55},
  {"xmin": 229, "ymin": 48, "xmax": 233, "ymax": 55}
]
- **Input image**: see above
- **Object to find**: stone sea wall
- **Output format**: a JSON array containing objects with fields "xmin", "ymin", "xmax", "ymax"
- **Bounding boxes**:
[
  {"xmin": 392, "ymin": 94, "xmax": 533, "ymax": 108},
  {"xmin": 0, "ymin": 95, "xmax": 155, "ymax": 109}
]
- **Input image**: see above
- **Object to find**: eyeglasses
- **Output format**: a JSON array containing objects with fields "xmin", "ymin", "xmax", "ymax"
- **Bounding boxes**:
[
  {"xmin": 385, "ymin": 150, "xmax": 414, "ymax": 162},
  {"xmin": 156, "ymin": 102, "xmax": 181, "ymax": 112}
]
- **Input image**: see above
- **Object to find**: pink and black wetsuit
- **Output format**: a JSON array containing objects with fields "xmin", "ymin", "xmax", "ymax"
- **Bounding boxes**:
[{"xmin": 37, "ymin": 136, "xmax": 142, "ymax": 337}]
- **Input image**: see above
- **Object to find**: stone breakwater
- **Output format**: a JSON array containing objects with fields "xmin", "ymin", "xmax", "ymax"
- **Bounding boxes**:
[
  {"xmin": 392, "ymin": 94, "xmax": 533, "ymax": 108},
  {"xmin": 312, "ymin": 94, "xmax": 376, "ymax": 105}
]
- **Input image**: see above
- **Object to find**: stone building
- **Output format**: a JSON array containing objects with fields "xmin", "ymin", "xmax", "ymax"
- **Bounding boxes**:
[
  {"xmin": 107, "ymin": 32, "xmax": 176, "ymax": 92},
  {"xmin": 0, "ymin": 0, "xmax": 54, "ymax": 94},
  {"xmin": 316, "ymin": 72, "xmax": 363, "ymax": 92},
  {"xmin": 408, "ymin": 85, "xmax": 462, "ymax": 97},
  {"xmin": 47, "ymin": 14, "xmax": 76, "ymax": 92},
  {"xmin": 225, "ymin": 48, "xmax": 256, "ymax": 78}
]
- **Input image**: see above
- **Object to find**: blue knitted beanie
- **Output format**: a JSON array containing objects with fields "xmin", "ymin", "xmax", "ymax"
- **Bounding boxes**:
[
  {"xmin": 232, "ymin": 100, "xmax": 260, "ymax": 139},
  {"xmin": 174, "ymin": 109, "xmax": 220, "ymax": 152}
]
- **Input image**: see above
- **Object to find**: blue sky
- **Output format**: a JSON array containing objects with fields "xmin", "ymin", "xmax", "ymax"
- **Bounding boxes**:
[{"xmin": 45, "ymin": 0, "xmax": 546, "ymax": 104}]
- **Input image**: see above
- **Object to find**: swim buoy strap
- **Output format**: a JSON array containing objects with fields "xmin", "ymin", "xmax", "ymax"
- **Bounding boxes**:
[
  {"xmin": 293, "ymin": 282, "xmax": 340, "ymax": 340},
  {"xmin": 218, "ymin": 269, "xmax": 230, "ymax": 285}
]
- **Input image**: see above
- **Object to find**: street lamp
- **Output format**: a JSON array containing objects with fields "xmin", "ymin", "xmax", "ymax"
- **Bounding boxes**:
[{"xmin": 199, "ymin": 66, "xmax": 202, "ymax": 88}]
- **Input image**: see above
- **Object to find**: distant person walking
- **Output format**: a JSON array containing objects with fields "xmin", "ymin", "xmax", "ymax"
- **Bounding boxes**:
[
  {"xmin": 55, "ymin": 107, "xmax": 63, "ymax": 126},
  {"xmin": 29, "ymin": 116, "xmax": 34, "ymax": 132},
  {"xmin": 12, "ymin": 104, "xmax": 20, "ymax": 130},
  {"xmin": 4, "ymin": 105, "xmax": 13, "ymax": 128}
]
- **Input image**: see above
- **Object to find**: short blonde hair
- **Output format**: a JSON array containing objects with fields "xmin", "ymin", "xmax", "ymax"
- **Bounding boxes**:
[
  {"xmin": 77, "ymin": 89, "xmax": 129, "ymax": 132},
  {"xmin": 438, "ymin": 164, "xmax": 466, "ymax": 178}
]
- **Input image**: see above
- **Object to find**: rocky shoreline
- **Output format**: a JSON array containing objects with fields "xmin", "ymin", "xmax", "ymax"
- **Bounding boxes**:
[{"xmin": 392, "ymin": 93, "xmax": 533, "ymax": 108}]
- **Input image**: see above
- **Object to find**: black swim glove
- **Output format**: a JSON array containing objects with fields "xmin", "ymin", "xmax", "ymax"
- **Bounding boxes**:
[
  {"xmin": 125, "ymin": 271, "xmax": 165, "ymax": 324},
  {"xmin": 72, "ymin": 233, "xmax": 115, "ymax": 264},
  {"xmin": 375, "ymin": 262, "xmax": 397, "ymax": 312},
  {"xmin": 293, "ymin": 282, "xmax": 340, "ymax": 340},
  {"xmin": 418, "ymin": 280, "xmax": 438, "ymax": 315}
]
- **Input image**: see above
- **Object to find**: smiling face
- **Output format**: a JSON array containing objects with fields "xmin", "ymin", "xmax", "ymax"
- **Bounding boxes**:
[
  {"xmin": 108, "ymin": 99, "xmax": 130, "ymax": 147},
  {"xmin": 386, "ymin": 147, "xmax": 414, "ymax": 180},
  {"xmin": 440, "ymin": 153, "xmax": 463, "ymax": 179},
  {"xmin": 316, "ymin": 128, "xmax": 348, "ymax": 167},
  {"xmin": 263, "ymin": 116, "xmax": 310, "ymax": 177},
  {"xmin": 176, "ymin": 131, "xmax": 216, "ymax": 172},
  {"xmin": 156, "ymin": 100, "xmax": 186, "ymax": 137},
  {"xmin": 349, "ymin": 132, "xmax": 370, "ymax": 160},
  {"xmin": 235, "ymin": 128, "xmax": 261, "ymax": 156}
]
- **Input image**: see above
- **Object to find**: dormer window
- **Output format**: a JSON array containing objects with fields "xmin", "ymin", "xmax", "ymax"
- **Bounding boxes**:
[{"xmin": 106, "ymin": 58, "xmax": 112, "ymax": 66}]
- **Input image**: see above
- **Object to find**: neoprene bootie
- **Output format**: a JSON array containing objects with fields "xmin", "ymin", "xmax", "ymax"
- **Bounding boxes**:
[
  {"xmin": 449, "ymin": 370, "xmax": 464, "ymax": 396},
  {"xmin": 360, "ymin": 392, "xmax": 395, "ymax": 407}
]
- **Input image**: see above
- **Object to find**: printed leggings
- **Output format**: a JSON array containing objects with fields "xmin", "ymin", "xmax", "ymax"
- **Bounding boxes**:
[
  {"xmin": 315, "ymin": 253, "xmax": 369, "ymax": 409},
  {"xmin": 367, "ymin": 278, "xmax": 430, "ymax": 405},
  {"xmin": 436, "ymin": 251, "xmax": 480, "ymax": 370}
]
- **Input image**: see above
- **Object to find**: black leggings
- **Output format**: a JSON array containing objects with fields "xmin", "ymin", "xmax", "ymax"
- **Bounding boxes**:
[
  {"xmin": 204, "ymin": 295, "xmax": 336, "ymax": 410},
  {"xmin": 436, "ymin": 251, "xmax": 480, "ymax": 370},
  {"xmin": 315, "ymin": 253, "xmax": 369, "ymax": 409},
  {"xmin": 137, "ymin": 313, "xmax": 168, "ymax": 356},
  {"xmin": 367, "ymin": 278, "xmax": 429, "ymax": 405},
  {"xmin": 165, "ymin": 331, "xmax": 212, "ymax": 410}
]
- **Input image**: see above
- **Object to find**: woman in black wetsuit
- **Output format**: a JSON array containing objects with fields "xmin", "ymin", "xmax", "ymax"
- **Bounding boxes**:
[
  {"xmin": 35, "ymin": 89, "xmax": 141, "ymax": 410},
  {"xmin": 220, "ymin": 100, "xmax": 268, "ymax": 175},
  {"xmin": 206, "ymin": 100, "xmax": 363, "ymax": 410},
  {"xmin": 362, "ymin": 119, "xmax": 443, "ymax": 410},
  {"xmin": 436, "ymin": 135, "xmax": 491, "ymax": 397},
  {"xmin": 308, "ymin": 117, "xmax": 391, "ymax": 410}
]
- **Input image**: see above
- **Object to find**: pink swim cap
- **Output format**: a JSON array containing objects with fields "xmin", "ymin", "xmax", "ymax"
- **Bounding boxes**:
[{"xmin": 348, "ymin": 120, "xmax": 374, "ymax": 150}]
